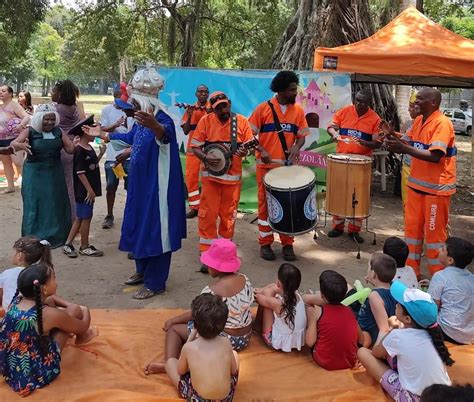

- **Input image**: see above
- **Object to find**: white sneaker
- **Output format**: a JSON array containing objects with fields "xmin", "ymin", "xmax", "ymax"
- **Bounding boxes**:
[
  {"xmin": 79, "ymin": 245, "xmax": 104, "ymax": 257},
  {"xmin": 15, "ymin": 176, "xmax": 22, "ymax": 186}
]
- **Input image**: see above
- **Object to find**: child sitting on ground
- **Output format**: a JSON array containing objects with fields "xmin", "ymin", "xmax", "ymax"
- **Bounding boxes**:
[
  {"xmin": 383, "ymin": 236, "xmax": 418, "ymax": 289},
  {"xmin": 253, "ymin": 263, "xmax": 306, "ymax": 352},
  {"xmin": 144, "ymin": 239, "xmax": 253, "ymax": 377},
  {"xmin": 428, "ymin": 237, "xmax": 474, "ymax": 344},
  {"xmin": 0, "ymin": 263, "xmax": 98, "ymax": 396},
  {"xmin": 358, "ymin": 281, "xmax": 453, "ymax": 401},
  {"xmin": 304, "ymin": 270, "xmax": 363, "ymax": 370},
  {"xmin": 358, "ymin": 253, "xmax": 397, "ymax": 347},
  {"xmin": 148, "ymin": 293, "xmax": 239, "ymax": 401},
  {"xmin": 63, "ymin": 125, "xmax": 103, "ymax": 258},
  {"xmin": 0, "ymin": 236, "xmax": 52, "ymax": 311}
]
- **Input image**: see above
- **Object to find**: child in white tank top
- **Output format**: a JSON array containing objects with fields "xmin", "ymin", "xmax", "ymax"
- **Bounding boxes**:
[{"xmin": 254, "ymin": 263, "xmax": 306, "ymax": 352}]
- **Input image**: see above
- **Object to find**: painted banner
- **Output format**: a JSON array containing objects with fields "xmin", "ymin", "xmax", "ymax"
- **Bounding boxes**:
[{"xmin": 158, "ymin": 67, "xmax": 351, "ymax": 211}]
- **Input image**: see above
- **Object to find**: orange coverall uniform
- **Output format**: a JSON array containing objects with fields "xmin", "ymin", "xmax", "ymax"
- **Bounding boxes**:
[
  {"xmin": 181, "ymin": 102, "xmax": 210, "ymax": 211},
  {"xmin": 249, "ymin": 98, "xmax": 309, "ymax": 247},
  {"xmin": 191, "ymin": 113, "xmax": 253, "ymax": 252},
  {"xmin": 404, "ymin": 110, "xmax": 456, "ymax": 276},
  {"xmin": 329, "ymin": 105, "xmax": 381, "ymax": 233}
]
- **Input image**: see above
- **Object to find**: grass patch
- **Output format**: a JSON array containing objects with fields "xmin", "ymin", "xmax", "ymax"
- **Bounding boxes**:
[{"xmin": 29, "ymin": 94, "xmax": 112, "ymax": 120}]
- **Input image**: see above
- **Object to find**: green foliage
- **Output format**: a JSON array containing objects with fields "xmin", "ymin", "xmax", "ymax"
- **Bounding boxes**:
[
  {"xmin": 45, "ymin": 5, "xmax": 74, "ymax": 37},
  {"xmin": 198, "ymin": 0, "xmax": 293, "ymax": 69},
  {"xmin": 29, "ymin": 22, "xmax": 65, "ymax": 82},
  {"xmin": 62, "ymin": 3, "xmax": 164, "ymax": 84},
  {"xmin": 442, "ymin": 15, "xmax": 474, "ymax": 40},
  {"xmin": 0, "ymin": 0, "xmax": 49, "ymax": 73},
  {"xmin": 423, "ymin": 0, "xmax": 466, "ymax": 23},
  {"xmin": 63, "ymin": 5, "xmax": 129, "ymax": 81},
  {"xmin": 0, "ymin": 0, "xmax": 48, "ymax": 41}
]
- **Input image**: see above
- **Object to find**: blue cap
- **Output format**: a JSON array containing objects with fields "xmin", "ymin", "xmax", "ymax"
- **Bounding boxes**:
[
  {"xmin": 114, "ymin": 98, "xmax": 134, "ymax": 110},
  {"xmin": 390, "ymin": 281, "xmax": 438, "ymax": 328}
]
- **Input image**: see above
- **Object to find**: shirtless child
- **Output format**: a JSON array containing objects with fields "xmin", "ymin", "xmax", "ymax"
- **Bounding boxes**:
[{"xmin": 144, "ymin": 293, "xmax": 239, "ymax": 401}]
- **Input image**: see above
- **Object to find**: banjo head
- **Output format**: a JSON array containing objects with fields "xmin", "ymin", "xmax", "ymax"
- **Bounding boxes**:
[{"xmin": 204, "ymin": 143, "xmax": 230, "ymax": 176}]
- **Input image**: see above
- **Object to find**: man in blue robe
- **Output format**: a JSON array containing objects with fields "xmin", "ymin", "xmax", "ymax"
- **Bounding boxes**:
[{"xmin": 91, "ymin": 66, "xmax": 186, "ymax": 299}]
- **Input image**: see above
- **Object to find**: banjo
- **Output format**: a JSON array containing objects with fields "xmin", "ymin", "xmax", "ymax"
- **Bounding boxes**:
[{"xmin": 203, "ymin": 137, "xmax": 259, "ymax": 176}]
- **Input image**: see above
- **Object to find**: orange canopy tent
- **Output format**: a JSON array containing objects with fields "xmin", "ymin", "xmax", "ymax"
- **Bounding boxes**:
[{"xmin": 313, "ymin": 7, "xmax": 474, "ymax": 88}]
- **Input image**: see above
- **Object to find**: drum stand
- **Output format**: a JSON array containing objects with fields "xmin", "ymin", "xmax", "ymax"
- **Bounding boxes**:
[
  {"xmin": 313, "ymin": 188, "xmax": 376, "ymax": 259},
  {"xmin": 350, "ymin": 189, "xmax": 377, "ymax": 259}
]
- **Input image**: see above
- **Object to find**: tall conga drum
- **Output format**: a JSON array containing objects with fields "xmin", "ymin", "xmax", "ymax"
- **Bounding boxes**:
[
  {"xmin": 325, "ymin": 154, "xmax": 372, "ymax": 218},
  {"xmin": 264, "ymin": 165, "xmax": 318, "ymax": 235}
]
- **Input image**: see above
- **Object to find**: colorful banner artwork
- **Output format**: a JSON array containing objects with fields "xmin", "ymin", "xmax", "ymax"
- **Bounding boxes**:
[{"xmin": 158, "ymin": 68, "xmax": 352, "ymax": 211}]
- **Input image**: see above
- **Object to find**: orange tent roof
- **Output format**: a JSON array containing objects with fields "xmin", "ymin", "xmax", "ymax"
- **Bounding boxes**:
[{"xmin": 314, "ymin": 7, "xmax": 474, "ymax": 88}]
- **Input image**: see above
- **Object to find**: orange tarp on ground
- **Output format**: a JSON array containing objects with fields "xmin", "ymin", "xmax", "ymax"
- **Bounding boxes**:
[
  {"xmin": 0, "ymin": 309, "xmax": 472, "ymax": 401},
  {"xmin": 314, "ymin": 7, "xmax": 474, "ymax": 86}
]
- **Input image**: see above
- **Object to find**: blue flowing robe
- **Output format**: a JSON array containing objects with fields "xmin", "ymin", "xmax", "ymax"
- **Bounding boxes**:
[{"xmin": 110, "ymin": 110, "xmax": 186, "ymax": 259}]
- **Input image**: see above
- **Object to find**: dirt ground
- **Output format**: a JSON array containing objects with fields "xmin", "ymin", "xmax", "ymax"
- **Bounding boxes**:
[{"xmin": 0, "ymin": 136, "xmax": 472, "ymax": 309}]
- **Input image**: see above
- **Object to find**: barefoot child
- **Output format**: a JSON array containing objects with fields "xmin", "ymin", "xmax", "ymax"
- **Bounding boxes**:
[
  {"xmin": 146, "ymin": 293, "xmax": 239, "ymax": 401},
  {"xmin": 0, "ymin": 263, "xmax": 98, "ymax": 396},
  {"xmin": 63, "ymin": 126, "xmax": 103, "ymax": 258},
  {"xmin": 304, "ymin": 270, "xmax": 363, "ymax": 370},
  {"xmin": 254, "ymin": 263, "xmax": 306, "ymax": 352},
  {"xmin": 358, "ymin": 281, "xmax": 452, "ymax": 401},
  {"xmin": 0, "ymin": 236, "xmax": 52, "ymax": 311},
  {"xmin": 358, "ymin": 253, "xmax": 397, "ymax": 346}
]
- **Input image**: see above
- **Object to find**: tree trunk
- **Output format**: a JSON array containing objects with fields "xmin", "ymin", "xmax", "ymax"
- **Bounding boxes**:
[
  {"xmin": 41, "ymin": 76, "xmax": 47, "ymax": 97},
  {"xmin": 272, "ymin": 0, "xmax": 399, "ymax": 125},
  {"xmin": 46, "ymin": 78, "xmax": 51, "ymax": 97},
  {"xmin": 270, "ymin": 0, "xmax": 327, "ymax": 70},
  {"xmin": 416, "ymin": 0, "xmax": 423, "ymax": 13},
  {"xmin": 395, "ymin": 0, "xmax": 419, "ymax": 126},
  {"xmin": 180, "ymin": 0, "xmax": 202, "ymax": 67},
  {"xmin": 162, "ymin": 0, "xmax": 202, "ymax": 67},
  {"xmin": 168, "ymin": 17, "xmax": 177, "ymax": 64}
]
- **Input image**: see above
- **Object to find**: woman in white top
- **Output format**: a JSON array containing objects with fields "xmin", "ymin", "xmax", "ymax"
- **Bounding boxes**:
[{"xmin": 254, "ymin": 263, "xmax": 306, "ymax": 352}]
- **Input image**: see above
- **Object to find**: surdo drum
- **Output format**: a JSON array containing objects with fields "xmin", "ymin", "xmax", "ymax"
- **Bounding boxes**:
[
  {"xmin": 264, "ymin": 165, "xmax": 318, "ymax": 235},
  {"xmin": 325, "ymin": 153, "xmax": 372, "ymax": 218}
]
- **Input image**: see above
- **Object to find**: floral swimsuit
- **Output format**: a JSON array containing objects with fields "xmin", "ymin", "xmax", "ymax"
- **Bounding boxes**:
[{"xmin": 0, "ymin": 297, "xmax": 61, "ymax": 396}]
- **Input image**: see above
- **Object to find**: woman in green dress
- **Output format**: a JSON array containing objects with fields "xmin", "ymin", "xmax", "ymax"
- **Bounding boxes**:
[{"xmin": 12, "ymin": 104, "xmax": 75, "ymax": 248}]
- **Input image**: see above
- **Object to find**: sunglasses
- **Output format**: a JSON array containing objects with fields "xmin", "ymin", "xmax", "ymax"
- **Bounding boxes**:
[{"xmin": 210, "ymin": 93, "xmax": 228, "ymax": 104}]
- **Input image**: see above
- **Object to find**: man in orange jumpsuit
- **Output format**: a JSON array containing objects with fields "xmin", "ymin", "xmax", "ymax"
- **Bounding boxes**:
[
  {"xmin": 382, "ymin": 88, "xmax": 456, "ymax": 276},
  {"xmin": 327, "ymin": 90, "xmax": 382, "ymax": 244},
  {"xmin": 249, "ymin": 71, "xmax": 309, "ymax": 261},
  {"xmin": 181, "ymin": 84, "xmax": 210, "ymax": 219},
  {"xmin": 192, "ymin": 91, "xmax": 253, "ymax": 270}
]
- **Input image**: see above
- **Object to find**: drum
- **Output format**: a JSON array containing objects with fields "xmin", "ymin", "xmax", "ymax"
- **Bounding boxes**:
[
  {"xmin": 325, "ymin": 153, "xmax": 372, "ymax": 218},
  {"xmin": 264, "ymin": 165, "xmax": 318, "ymax": 235}
]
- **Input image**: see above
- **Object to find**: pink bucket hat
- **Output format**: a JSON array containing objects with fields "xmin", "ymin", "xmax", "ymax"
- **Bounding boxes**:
[{"xmin": 200, "ymin": 239, "xmax": 241, "ymax": 273}]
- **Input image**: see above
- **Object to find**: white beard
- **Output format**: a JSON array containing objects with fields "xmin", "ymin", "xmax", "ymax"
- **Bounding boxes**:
[{"xmin": 130, "ymin": 94, "xmax": 166, "ymax": 115}]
